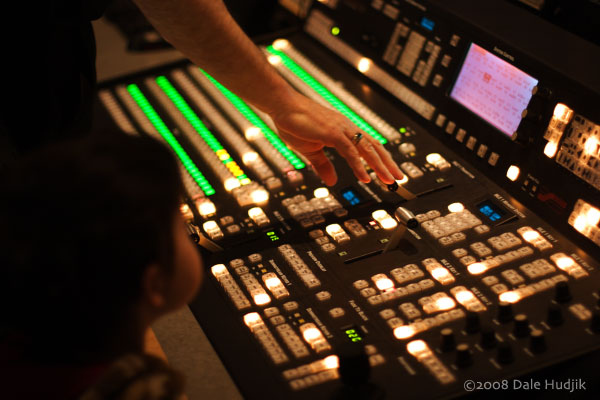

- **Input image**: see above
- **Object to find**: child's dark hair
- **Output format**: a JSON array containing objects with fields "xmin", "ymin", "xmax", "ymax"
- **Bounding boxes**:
[{"xmin": 0, "ymin": 132, "xmax": 184, "ymax": 361}]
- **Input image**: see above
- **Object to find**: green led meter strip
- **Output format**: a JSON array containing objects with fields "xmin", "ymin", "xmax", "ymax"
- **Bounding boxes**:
[
  {"xmin": 266, "ymin": 46, "xmax": 387, "ymax": 145},
  {"xmin": 155, "ymin": 76, "xmax": 251, "ymax": 184},
  {"xmin": 200, "ymin": 70, "xmax": 306, "ymax": 170},
  {"xmin": 126, "ymin": 84, "xmax": 216, "ymax": 196}
]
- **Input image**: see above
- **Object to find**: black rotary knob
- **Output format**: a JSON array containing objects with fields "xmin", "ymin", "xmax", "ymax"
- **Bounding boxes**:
[
  {"xmin": 554, "ymin": 281, "xmax": 572, "ymax": 303},
  {"xmin": 480, "ymin": 325, "xmax": 497, "ymax": 349},
  {"xmin": 455, "ymin": 344, "xmax": 473, "ymax": 368},
  {"xmin": 530, "ymin": 329, "xmax": 547, "ymax": 354},
  {"xmin": 547, "ymin": 304, "xmax": 564, "ymax": 326},
  {"xmin": 513, "ymin": 314, "xmax": 530, "ymax": 338},
  {"xmin": 591, "ymin": 312, "xmax": 600, "ymax": 334},
  {"xmin": 465, "ymin": 311, "xmax": 481, "ymax": 334},
  {"xmin": 497, "ymin": 301, "xmax": 514, "ymax": 323},
  {"xmin": 496, "ymin": 342, "xmax": 514, "ymax": 364},
  {"xmin": 440, "ymin": 328, "xmax": 456, "ymax": 352}
]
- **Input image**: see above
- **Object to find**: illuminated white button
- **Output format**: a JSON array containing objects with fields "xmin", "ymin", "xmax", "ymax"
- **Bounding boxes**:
[
  {"xmin": 393, "ymin": 325, "xmax": 416, "ymax": 339},
  {"xmin": 544, "ymin": 141, "xmax": 558, "ymax": 158},
  {"xmin": 264, "ymin": 276, "xmax": 283, "ymax": 290},
  {"xmin": 586, "ymin": 206, "xmax": 600, "ymax": 225},
  {"xmin": 454, "ymin": 290, "xmax": 475, "ymax": 303},
  {"xmin": 272, "ymin": 38, "xmax": 290, "ymax": 50},
  {"xmin": 251, "ymin": 189, "xmax": 269, "ymax": 204},
  {"xmin": 302, "ymin": 327, "xmax": 322, "ymax": 342},
  {"xmin": 373, "ymin": 276, "xmax": 394, "ymax": 291},
  {"xmin": 435, "ymin": 297, "xmax": 455, "ymax": 311},
  {"xmin": 248, "ymin": 207, "xmax": 265, "ymax": 219},
  {"xmin": 406, "ymin": 339, "xmax": 428, "ymax": 356},
  {"xmin": 211, "ymin": 264, "xmax": 227, "ymax": 277},
  {"xmin": 506, "ymin": 165, "xmax": 520, "ymax": 181},
  {"xmin": 555, "ymin": 256, "xmax": 575, "ymax": 270},
  {"xmin": 224, "ymin": 178, "xmax": 240, "ymax": 191},
  {"xmin": 447, "ymin": 202, "xmax": 464, "ymax": 213},
  {"xmin": 267, "ymin": 55, "xmax": 281, "ymax": 65},
  {"xmin": 243, "ymin": 312, "xmax": 262, "ymax": 327},
  {"xmin": 324, "ymin": 355, "xmax": 339, "ymax": 369},
  {"xmin": 242, "ymin": 152, "xmax": 259, "ymax": 164},
  {"xmin": 553, "ymin": 103, "xmax": 572, "ymax": 120},
  {"xmin": 253, "ymin": 293, "xmax": 271, "ymax": 306},
  {"xmin": 499, "ymin": 291, "xmax": 521, "ymax": 304},
  {"xmin": 357, "ymin": 57, "xmax": 372, "ymax": 73},
  {"xmin": 314, "ymin": 187, "xmax": 330, "ymax": 198},
  {"xmin": 522, "ymin": 230, "xmax": 541, "ymax": 242},
  {"xmin": 196, "ymin": 199, "xmax": 216, "ymax": 217},
  {"xmin": 467, "ymin": 262, "xmax": 487, "ymax": 275},
  {"xmin": 244, "ymin": 126, "xmax": 261, "ymax": 140},
  {"xmin": 426, "ymin": 153, "xmax": 442, "ymax": 164},
  {"xmin": 372, "ymin": 209, "xmax": 389, "ymax": 220}
]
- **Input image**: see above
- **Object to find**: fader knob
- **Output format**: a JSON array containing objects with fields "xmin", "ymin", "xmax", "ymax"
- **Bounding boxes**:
[
  {"xmin": 547, "ymin": 304, "xmax": 564, "ymax": 326},
  {"xmin": 496, "ymin": 342, "xmax": 514, "ymax": 364},
  {"xmin": 465, "ymin": 311, "xmax": 481, "ymax": 334},
  {"xmin": 338, "ymin": 344, "xmax": 370, "ymax": 386},
  {"xmin": 529, "ymin": 329, "xmax": 547, "ymax": 354},
  {"xmin": 554, "ymin": 281, "xmax": 572, "ymax": 303},
  {"xmin": 440, "ymin": 328, "xmax": 456, "ymax": 352},
  {"xmin": 480, "ymin": 325, "xmax": 497, "ymax": 349},
  {"xmin": 497, "ymin": 301, "xmax": 514, "ymax": 323},
  {"xmin": 591, "ymin": 312, "xmax": 600, "ymax": 334},
  {"xmin": 513, "ymin": 314, "xmax": 530, "ymax": 338},
  {"xmin": 455, "ymin": 344, "xmax": 473, "ymax": 368}
]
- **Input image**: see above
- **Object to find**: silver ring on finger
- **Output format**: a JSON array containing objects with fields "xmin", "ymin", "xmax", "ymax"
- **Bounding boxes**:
[{"xmin": 351, "ymin": 132, "xmax": 363, "ymax": 145}]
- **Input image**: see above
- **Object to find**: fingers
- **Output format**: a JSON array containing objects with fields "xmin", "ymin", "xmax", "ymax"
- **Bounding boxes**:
[
  {"xmin": 302, "ymin": 150, "xmax": 338, "ymax": 186},
  {"xmin": 360, "ymin": 135, "xmax": 404, "ymax": 183},
  {"xmin": 332, "ymin": 135, "xmax": 372, "ymax": 183}
]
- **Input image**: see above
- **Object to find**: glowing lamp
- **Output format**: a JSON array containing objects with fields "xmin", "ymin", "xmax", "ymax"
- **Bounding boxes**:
[
  {"xmin": 393, "ymin": 325, "xmax": 415, "ymax": 340},
  {"xmin": 506, "ymin": 165, "xmax": 520, "ymax": 181}
]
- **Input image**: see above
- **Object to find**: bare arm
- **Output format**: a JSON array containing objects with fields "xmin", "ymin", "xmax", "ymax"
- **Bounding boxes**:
[{"xmin": 132, "ymin": 0, "xmax": 403, "ymax": 185}]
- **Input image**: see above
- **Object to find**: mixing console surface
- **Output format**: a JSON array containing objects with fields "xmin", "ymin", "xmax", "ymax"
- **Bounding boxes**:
[{"xmin": 98, "ymin": 1, "xmax": 600, "ymax": 398}]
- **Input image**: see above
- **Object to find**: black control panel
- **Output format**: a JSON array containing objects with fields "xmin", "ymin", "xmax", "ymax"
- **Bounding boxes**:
[{"xmin": 98, "ymin": 0, "xmax": 600, "ymax": 398}]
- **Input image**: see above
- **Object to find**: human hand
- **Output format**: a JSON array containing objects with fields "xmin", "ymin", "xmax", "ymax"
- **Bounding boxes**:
[{"xmin": 269, "ymin": 93, "xmax": 404, "ymax": 186}]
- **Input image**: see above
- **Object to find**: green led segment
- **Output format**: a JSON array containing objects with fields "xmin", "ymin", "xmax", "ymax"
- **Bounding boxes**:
[
  {"xmin": 126, "ymin": 84, "xmax": 216, "ymax": 196},
  {"xmin": 267, "ymin": 46, "xmax": 387, "ymax": 145},
  {"xmin": 399, "ymin": 127, "xmax": 407, "ymax": 133},
  {"xmin": 155, "ymin": 76, "xmax": 250, "ymax": 183},
  {"xmin": 331, "ymin": 26, "xmax": 340, "ymax": 36},
  {"xmin": 201, "ymin": 70, "xmax": 306, "ymax": 170}
]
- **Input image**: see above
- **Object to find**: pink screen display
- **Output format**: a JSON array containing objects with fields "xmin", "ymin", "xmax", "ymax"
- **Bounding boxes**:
[{"xmin": 450, "ymin": 43, "xmax": 538, "ymax": 137}]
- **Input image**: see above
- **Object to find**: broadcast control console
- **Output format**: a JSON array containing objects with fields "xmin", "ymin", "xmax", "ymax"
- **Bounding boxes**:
[{"xmin": 99, "ymin": 0, "xmax": 600, "ymax": 398}]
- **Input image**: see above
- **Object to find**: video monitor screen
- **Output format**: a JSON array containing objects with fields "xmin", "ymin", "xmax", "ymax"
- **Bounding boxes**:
[{"xmin": 449, "ymin": 43, "xmax": 538, "ymax": 137}]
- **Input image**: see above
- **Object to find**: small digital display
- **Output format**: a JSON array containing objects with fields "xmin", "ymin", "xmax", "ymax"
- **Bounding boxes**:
[
  {"xmin": 477, "ymin": 200, "xmax": 506, "ymax": 222},
  {"xmin": 266, "ymin": 231, "xmax": 280, "ymax": 241},
  {"xmin": 450, "ymin": 43, "xmax": 538, "ymax": 137},
  {"xmin": 421, "ymin": 17, "xmax": 435, "ymax": 31},
  {"xmin": 341, "ymin": 187, "xmax": 363, "ymax": 206},
  {"xmin": 342, "ymin": 326, "xmax": 364, "ymax": 343}
]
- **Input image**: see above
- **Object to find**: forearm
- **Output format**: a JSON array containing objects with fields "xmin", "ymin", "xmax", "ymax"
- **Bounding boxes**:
[{"xmin": 132, "ymin": 0, "xmax": 298, "ymax": 114}]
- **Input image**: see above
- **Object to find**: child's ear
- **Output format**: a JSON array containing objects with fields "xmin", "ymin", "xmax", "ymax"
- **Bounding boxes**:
[{"xmin": 142, "ymin": 264, "xmax": 169, "ymax": 310}]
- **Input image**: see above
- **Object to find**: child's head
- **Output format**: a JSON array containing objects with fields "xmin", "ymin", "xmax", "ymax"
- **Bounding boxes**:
[{"xmin": 0, "ymin": 132, "xmax": 203, "ymax": 361}]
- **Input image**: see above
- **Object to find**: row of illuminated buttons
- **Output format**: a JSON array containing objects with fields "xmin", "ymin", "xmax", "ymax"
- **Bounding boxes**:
[
  {"xmin": 463, "ymin": 246, "xmax": 535, "ymax": 275},
  {"xmin": 420, "ymin": 209, "xmax": 483, "ymax": 239},
  {"xmin": 406, "ymin": 340, "xmax": 456, "ymax": 385},
  {"xmin": 481, "ymin": 259, "xmax": 556, "ymax": 295},
  {"xmin": 285, "ymin": 350, "xmax": 386, "ymax": 391},
  {"xmin": 435, "ymin": 113, "xmax": 501, "ymax": 167},
  {"xmin": 243, "ymin": 313, "xmax": 289, "ymax": 365},
  {"xmin": 278, "ymin": 244, "xmax": 321, "ymax": 288},
  {"xmin": 212, "ymin": 266, "xmax": 252, "ymax": 310},
  {"xmin": 394, "ymin": 308, "xmax": 466, "ymax": 340}
]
